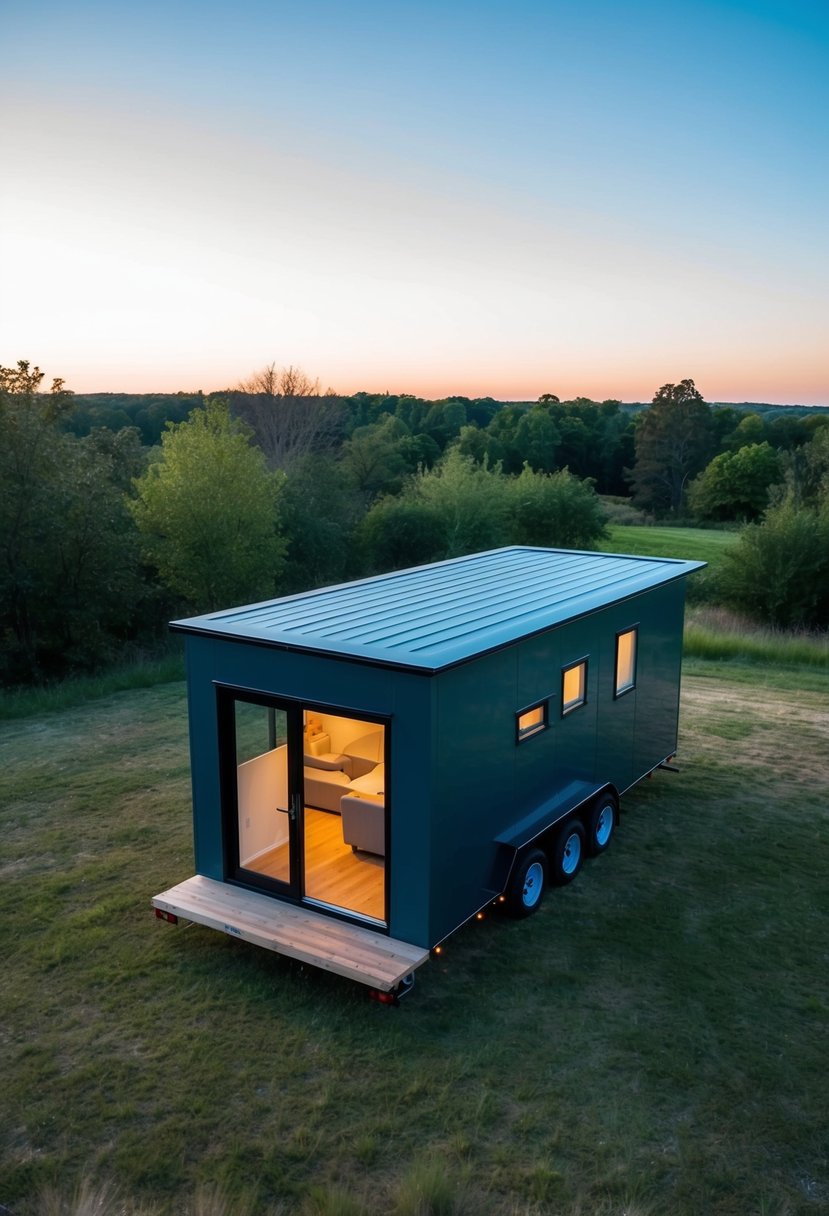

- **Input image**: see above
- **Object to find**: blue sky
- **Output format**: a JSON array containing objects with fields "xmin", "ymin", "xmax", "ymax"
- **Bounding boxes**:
[{"xmin": 2, "ymin": 0, "xmax": 827, "ymax": 401}]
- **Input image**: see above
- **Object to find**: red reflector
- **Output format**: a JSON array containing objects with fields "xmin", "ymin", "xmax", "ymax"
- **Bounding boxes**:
[
  {"xmin": 368, "ymin": 988, "xmax": 397, "ymax": 1005},
  {"xmin": 155, "ymin": 908, "xmax": 179, "ymax": 924}
]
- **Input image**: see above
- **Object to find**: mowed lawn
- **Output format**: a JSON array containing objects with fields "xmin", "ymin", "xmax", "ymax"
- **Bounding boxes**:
[
  {"xmin": 603, "ymin": 525, "xmax": 739, "ymax": 568},
  {"xmin": 1, "ymin": 666, "xmax": 828, "ymax": 1215}
]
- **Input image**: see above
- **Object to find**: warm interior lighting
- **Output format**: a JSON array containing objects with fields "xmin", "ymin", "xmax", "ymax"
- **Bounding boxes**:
[
  {"xmin": 615, "ymin": 629, "xmax": 637, "ymax": 694},
  {"xmin": 562, "ymin": 661, "xmax": 586, "ymax": 712},
  {"xmin": 517, "ymin": 703, "xmax": 546, "ymax": 740}
]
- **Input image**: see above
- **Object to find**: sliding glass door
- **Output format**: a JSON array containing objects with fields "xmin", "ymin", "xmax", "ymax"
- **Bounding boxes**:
[{"xmin": 221, "ymin": 691, "xmax": 303, "ymax": 898}]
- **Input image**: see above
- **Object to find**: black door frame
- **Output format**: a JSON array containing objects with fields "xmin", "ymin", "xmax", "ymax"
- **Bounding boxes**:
[{"xmin": 217, "ymin": 685, "xmax": 305, "ymax": 902}]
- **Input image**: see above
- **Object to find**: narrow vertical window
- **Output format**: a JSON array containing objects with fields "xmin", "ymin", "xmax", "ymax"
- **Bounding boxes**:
[
  {"xmin": 615, "ymin": 628, "xmax": 638, "ymax": 696},
  {"xmin": 516, "ymin": 702, "xmax": 547, "ymax": 742},
  {"xmin": 561, "ymin": 659, "xmax": 587, "ymax": 715}
]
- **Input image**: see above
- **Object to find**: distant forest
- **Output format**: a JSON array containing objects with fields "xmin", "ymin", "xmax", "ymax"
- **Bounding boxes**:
[
  {"xmin": 63, "ymin": 387, "xmax": 828, "ymax": 463},
  {"xmin": 3, "ymin": 359, "xmax": 828, "ymax": 686}
]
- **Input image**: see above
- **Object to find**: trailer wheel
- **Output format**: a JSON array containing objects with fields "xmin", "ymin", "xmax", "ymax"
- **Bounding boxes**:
[
  {"xmin": 586, "ymin": 794, "xmax": 616, "ymax": 856},
  {"xmin": 504, "ymin": 848, "xmax": 548, "ymax": 918},
  {"xmin": 550, "ymin": 819, "xmax": 585, "ymax": 885}
]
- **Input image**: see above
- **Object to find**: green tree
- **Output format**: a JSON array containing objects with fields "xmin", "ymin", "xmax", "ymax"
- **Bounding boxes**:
[
  {"xmin": 413, "ymin": 449, "xmax": 509, "ymax": 557},
  {"xmin": 1, "ymin": 363, "xmax": 71, "ymax": 662},
  {"xmin": 507, "ymin": 465, "xmax": 607, "ymax": 549},
  {"xmin": 359, "ymin": 449, "xmax": 509, "ymax": 570},
  {"xmin": 280, "ymin": 454, "xmax": 366, "ymax": 592},
  {"xmin": 397, "ymin": 431, "xmax": 441, "ymax": 473},
  {"xmin": 708, "ymin": 405, "xmax": 744, "ymax": 450},
  {"xmin": 340, "ymin": 415, "xmax": 410, "ymax": 499},
  {"xmin": 393, "ymin": 394, "xmax": 427, "ymax": 432},
  {"xmin": 724, "ymin": 412, "xmax": 765, "ymax": 451},
  {"xmin": 767, "ymin": 412, "xmax": 811, "ymax": 451},
  {"xmin": 0, "ymin": 361, "xmax": 145, "ymax": 682},
  {"xmin": 552, "ymin": 410, "xmax": 592, "ymax": 477},
  {"xmin": 688, "ymin": 442, "xmax": 781, "ymax": 522},
  {"xmin": 777, "ymin": 424, "xmax": 829, "ymax": 508},
  {"xmin": 357, "ymin": 448, "xmax": 612, "ymax": 573},
  {"xmin": 485, "ymin": 404, "xmax": 526, "ymax": 473},
  {"xmin": 596, "ymin": 403, "xmax": 636, "ymax": 495},
  {"xmin": 512, "ymin": 406, "xmax": 560, "ymax": 473},
  {"xmin": 454, "ymin": 422, "xmax": 505, "ymax": 467},
  {"xmin": 630, "ymin": 379, "xmax": 714, "ymax": 515},
  {"xmin": 357, "ymin": 497, "xmax": 447, "ymax": 572},
  {"xmin": 130, "ymin": 399, "xmax": 285, "ymax": 611},
  {"xmin": 422, "ymin": 400, "xmax": 468, "ymax": 450},
  {"xmin": 43, "ymin": 434, "xmax": 146, "ymax": 668},
  {"xmin": 719, "ymin": 498, "xmax": 829, "ymax": 628}
]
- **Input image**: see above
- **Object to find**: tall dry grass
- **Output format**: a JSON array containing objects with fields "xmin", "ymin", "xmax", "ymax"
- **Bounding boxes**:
[{"xmin": 685, "ymin": 605, "xmax": 829, "ymax": 668}]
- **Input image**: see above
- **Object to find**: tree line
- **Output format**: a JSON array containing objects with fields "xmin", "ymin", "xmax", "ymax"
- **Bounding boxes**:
[{"xmin": 2, "ymin": 361, "xmax": 828, "ymax": 686}]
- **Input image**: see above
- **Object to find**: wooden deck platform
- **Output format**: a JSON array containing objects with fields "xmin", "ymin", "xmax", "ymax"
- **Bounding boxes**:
[{"xmin": 152, "ymin": 875, "xmax": 430, "ymax": 991}]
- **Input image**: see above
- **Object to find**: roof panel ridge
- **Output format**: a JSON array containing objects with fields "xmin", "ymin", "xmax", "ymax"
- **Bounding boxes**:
[
  {"xmin": 379, "ymin": 594, "xmax": 570, "ymax": 651},
  {"xmin": 343, "ymin": 568, "xmax": 574, "ymax": 647}
]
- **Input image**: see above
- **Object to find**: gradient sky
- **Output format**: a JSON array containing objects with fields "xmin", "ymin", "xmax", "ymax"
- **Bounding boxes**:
[{"xmin": 2, "ymin": 0, "xmax": 828, "ymax": 402}]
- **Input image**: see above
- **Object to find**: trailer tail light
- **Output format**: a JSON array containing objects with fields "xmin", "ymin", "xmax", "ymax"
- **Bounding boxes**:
[
  {"xmin": 369, "ymin": 973, "xmax": 414, "ymax": 1005},
  {"xmin": 155, "ymin": 908, "xmax": 179, "ymax": 924},
  {"xmin": 368, "ymin": 988, "xmax": 398, "ymax": 1005}
]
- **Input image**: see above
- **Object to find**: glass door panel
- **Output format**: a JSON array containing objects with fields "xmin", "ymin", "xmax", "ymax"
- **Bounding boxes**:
[
  {"xmin": 301, "ymin": 710, "xmax": 387, "ymax": 925},
  {"xmin": 229, "ymin": 697, "xmax": 300, "ymax": 893}
]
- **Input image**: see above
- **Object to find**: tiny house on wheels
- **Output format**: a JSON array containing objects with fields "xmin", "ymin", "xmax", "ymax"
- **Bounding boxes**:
[{"xmin": 154, "ymin": 546, "xmax": 703, "ymax": 999}]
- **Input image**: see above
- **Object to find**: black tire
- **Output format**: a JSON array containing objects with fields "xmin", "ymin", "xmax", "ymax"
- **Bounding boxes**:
[
  {"xmin": 503, "ymin": 847, "xmax": 548, "ymax": 919},
  {"xmin": 586, "ymin": 794, "xmax": 617, "ymax": 856},
  {"xmin": 550, "ymin": 819, "xmax": 585, "ymax": 885}
]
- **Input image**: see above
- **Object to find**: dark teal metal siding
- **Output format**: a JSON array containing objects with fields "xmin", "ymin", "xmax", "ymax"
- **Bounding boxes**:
[
  {"xmin": 182, "ymin": 634, "xmax": 437, "ymax": 948},
  {"xmin": 429, "ymin": 649, "xmax": 517, "ymax": 942},
  {"xmin": 175, "ymin": 547, "xmax": 703, "ymax": 953},
  {"xmin": 426, "ymin": 583, "xmax": 692, "ymax": 944},
  {"xmin": 631, "ymin": 580, "xmax": 687, "ymax": 781}
]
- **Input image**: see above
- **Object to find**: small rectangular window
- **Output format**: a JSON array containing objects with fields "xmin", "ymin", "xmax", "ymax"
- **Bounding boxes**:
[
  {"xmin": 561, "ymin": 659, "xmax": 587, "ymax": 715},
  {"xmin": 516, "ymin": 702, "xmax": 547, "ymax": 742},
  {"xmin": 615, "ymin": 628, "xmax": 638, "ymax": 696}
]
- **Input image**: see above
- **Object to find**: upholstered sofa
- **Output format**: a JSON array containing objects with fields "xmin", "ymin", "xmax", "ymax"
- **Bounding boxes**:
[
  {"xmin": 303, "ymin": 730, "xmax": 385, "ymax": 815},
  {"xmin": 340, "ymin": 792, "xmax": 385, "ymax": 856}
]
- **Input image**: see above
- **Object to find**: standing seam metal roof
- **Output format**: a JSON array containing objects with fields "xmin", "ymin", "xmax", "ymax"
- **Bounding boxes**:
[{"xmin": 171, "ymin": 546, "xmax": 705, "ymax": 672}]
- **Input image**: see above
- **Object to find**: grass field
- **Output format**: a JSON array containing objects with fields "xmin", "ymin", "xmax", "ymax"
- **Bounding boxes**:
[
  {"xmin": 603, "ymin": 525, "xmax": 739, "ymax": 568},
  {"xmin": 1, "ymin": 663, "xmax": 828, "ymax": 1215}
]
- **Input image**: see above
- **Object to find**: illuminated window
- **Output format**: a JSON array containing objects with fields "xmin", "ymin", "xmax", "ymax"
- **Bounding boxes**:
[
  {"xmin": 561, "ymin": 659, "xmax": 587, "ymax": 715},
  {"xmin": 615, "ymin": 628, "xmax": 637, "ymax": 696},
  {"xmin": 516, "ymin": 702, "xmax": 547, "ymax": 742}
]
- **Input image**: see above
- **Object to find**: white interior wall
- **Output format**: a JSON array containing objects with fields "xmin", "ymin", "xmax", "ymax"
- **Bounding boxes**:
[
  {"xmin": 237, "ymin": 745, "xmax": 289, "ymax": 865},
  {"xmin": 312, "ymin": 712, "xmax": 382, "ymax": 756}
]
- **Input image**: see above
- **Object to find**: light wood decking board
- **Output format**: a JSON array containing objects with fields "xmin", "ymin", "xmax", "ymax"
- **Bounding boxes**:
[{"xmin": 152, "ymin": 875, "xmax": 428, "ymax": 990}]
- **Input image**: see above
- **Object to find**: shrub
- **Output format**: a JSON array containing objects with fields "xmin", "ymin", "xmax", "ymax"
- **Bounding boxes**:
[
  {"xmin": 358, "ymin": 452, "xmax": 607, "ymax": 573},
  {"xmin": 507, "ymin": 465, "xmax": 607, "ymax": 549},
  {"xmin": 600, "ymin": 496, "xmax": 648, "ymax": 525},
  {"xmin": 719, "ymin": 499, "xmax": 829, "ymax": 628},
  {"xmin": 688, "ymin": 442, "xmax": 780, "ymax": 522},
  {"xmin": 357, "ymin": 497, "xmax": 447, "ymax": 572}
]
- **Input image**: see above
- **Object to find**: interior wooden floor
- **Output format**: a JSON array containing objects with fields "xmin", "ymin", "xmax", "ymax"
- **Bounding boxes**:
[{"xmin": 247, "ymin": 807, "xmax": 385, "ymax": 922}]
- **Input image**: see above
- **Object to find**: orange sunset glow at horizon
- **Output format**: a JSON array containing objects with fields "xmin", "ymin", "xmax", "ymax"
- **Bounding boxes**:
[{"xmin": 2, "ymin": 2, "xmax": 828, "ymax": 408}]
